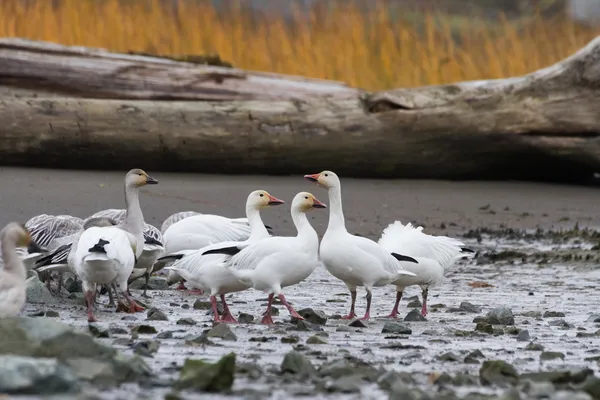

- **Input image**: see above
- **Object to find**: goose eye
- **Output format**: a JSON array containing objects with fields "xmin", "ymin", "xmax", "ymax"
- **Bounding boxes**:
[
  {"xmin": 259, "ymin": 194, "xmax": 264, "ymax": 197},
  {"xmin": 304, "ymin": 196, "xmax": 308, "ymax": 199},
  {"xmin": 324, "ymin": 174, "xmax": 329, "ymax": 177}
]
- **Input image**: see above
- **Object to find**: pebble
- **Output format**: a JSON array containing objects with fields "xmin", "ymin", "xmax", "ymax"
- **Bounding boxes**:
[
  {"xmin": 517, "ymin": 329, "xmax": 531, "ymax": 341},
  {"xmin": 206, "ymin": 324, "xmax": 237, "ymax": 341},
  {"xmin": 540, "ymin": 351, "xmax": 565, "ymax": 361},
  {"xmin": 306, "ymin": 335, "xmax": 327, "ymax": 345},
  {"xmin": 403, "ymin": 309, "xmax": 427, "ymax": 322},
  {"xmin": 176, "ymin": 318, "xmax": 196, "ymax": 326},
  {"xmin": 131, "ymin": 324, "xmax": 157, "ymax": 334},
  {"xmin": 348, "ymin": 319, "xmax": 367, "ymax": 328},
  {"xmin": 485, "ymin": 307, "xmax": 515, "ymax": 325},
  {"xmin": 381, "ymin": 322, "xmax": 412, "ymax": 335},
  {"xmin": 543, "ymin": 311, "xmax": 566, "ymax": 318},
  {"xmin": 238, "ymin": 313, "xmax": 254, "ymax": 324},
  {"xmin": 296, "ymin": 308, "xmax": 327, "ymax": 325},
  {"xmin": 459, "ymin": 301, "xmax": 482, "ymax": 313},
  {"xmin": 146, "ymin": 308, "xmax": 169, "ymax": 321}
]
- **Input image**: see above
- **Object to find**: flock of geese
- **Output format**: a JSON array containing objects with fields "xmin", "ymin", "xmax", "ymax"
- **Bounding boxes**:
[{"xmin": 0, "ymin": 168, "xmax": 476, "ymax": 323}]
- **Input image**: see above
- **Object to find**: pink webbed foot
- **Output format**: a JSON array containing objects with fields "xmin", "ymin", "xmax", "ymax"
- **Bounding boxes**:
[
  {"xmin": 221, "ymin": 313, "xmax": 238, "ymax": 323},
  {"xmin": 260, "ymin": 314, "xmax": 274, "ymax": 324},
  {"xmin": 188, "ymin": 289, "xmax": 205, "ymax": 295},
  {"xmin": 175, "ymin": 282, "xmax": 187, "ymax": 291},
  {"xmin": 386, "ymin": 310, "xmax": 399, "ymax": 319},
  {"xmin": 359, "ymin": 312, "xmax": 370, "ymax": 321},
  {"xmin": 341, "ymin": 312, "xmax": 357, "ymax": 320}
]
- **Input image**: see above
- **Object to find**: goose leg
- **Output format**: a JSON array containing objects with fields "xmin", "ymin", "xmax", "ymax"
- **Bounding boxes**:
[
  {"xmin": 260, "ymin": 293, "xmax": 275, "ymax": 324},
  {"xmin": 107, "ymin": 284, "xmax": 115, "ymax": 307},
  {"xmin": 421, "ymin": 287, "xmax": 429, "ymax": 317},
  {"xmin": 278, "ymin": 293, "xmax": 304, "ymax": 320},
  {"xmin": 220, "ymin": 294, "xmax": 238, "ymax": 323},
  {"xmin": 387, "ymin": 289, "xmax": 404, "ymax": 318},
  {"xmin": 210, "ymin": 295, "xmax": 222, "ymax": 323},
  {"xmin": 141, "ymin": 270, "xmax": 151, "ymax": 298},
  {"xmin": 84, "ymin": 282, "xmax": 97, "ymax": 322},
  {"xmin": 342, "ymin": 290, "xmax": 358, "ymax": 320},
  {"xmin": 56, "ymin": 272, "xmax": 64, "ymax": 297},
  {"xmin": 119, "ymin": 281, "xmax": 145, "ymax": 313},
  {"xmin": 175, "ymin": 280, "xmax": 187, "ymax": 291},
  {"xmin": 188, "ymin": 288, "xmax": 205, "ymax": 295},
  {"xmin": 360, "ymin": 289, "xmax": 372, "ymax": 321}
]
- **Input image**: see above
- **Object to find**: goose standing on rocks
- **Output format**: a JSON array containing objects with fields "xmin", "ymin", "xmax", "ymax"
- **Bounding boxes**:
[
  {"xmin": 304, "ymin": 171, "xmax": 417, "ymax": 321},
  {"xmin": 203, "ymin": 192, "xmax": 325, "ymax": 324},
  {"xmin": 0, "ymin": 222, "xmax": 43, "ymax": 317},
  {"xmin": 378, "ymin": 221, "xmax": 475, "ymax": 317},
  {"xmin": 161, "ymin": 190, "xmax": 285, "ymax": 323},
  {"xmin": 84, "ymin": 209, "xmax": 164, "ymax": 297}
]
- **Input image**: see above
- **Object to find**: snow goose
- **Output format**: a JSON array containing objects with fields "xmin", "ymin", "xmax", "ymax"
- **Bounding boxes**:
[
  {"xmin": 84, "ymin": 208, "xmax": 164, "ymax": 297},
  {"xmin": 378, "ymin": 221, "xmax": 475, "ymax": 317},
  {"xmin": 161, "ymin": 211, "xmax": 200, "ymax": 234},
  {"xmin": 203, "ymin": 192, "xmax": 326, "ymax": 324},
  {"xmin": 161, "ymin": 190, "xmax": 285, "ymax": 323},
  {"xmin": 304, "ymin": 171, "xmax": 417, "ymax": 321},
  {"xmin": 0, "ymin": 222, "xmax": 43, "ymax": 317},
  {"xmin": 74, "ymin": 224, "xmax": 138, "ymax": 322}
]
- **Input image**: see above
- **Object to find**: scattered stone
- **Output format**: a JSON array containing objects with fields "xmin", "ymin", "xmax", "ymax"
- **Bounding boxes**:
[
  {"xmin": 0, "ymin": 317, "xmax": 151, "ymax": 385},
  {"xmin": 206, "ymin": 324, "xmax": 237, "ymax": 341},
  {"xmin": 460, "ymin": 301, "xmax": 482, "ymax": 313},
  {"xmin": 296, "ymin": 308, "xmax": 327, "ymax": 325},
  {"xmin": 129, "ymin": 276, "xmax": 169, "ymax": 291},
  {"xmin": 525, "ymin": 342, "xmax": 545, "ymax": 351},
  {"xmin": 319, "ymin": 358, "xmax": 381, "ymax": 382},
  {"xmin": 176, "ymin": 318, "xmax": 196, "ymax": 326},
  {"xmin": 306, "ymin": 335, "xmax": 327, "ymax": 345},
  {"xmin": 438, "ymin": 352, "xmax": 460, "ymax": 362},
  {"xmin": 549, "ymin": 319, "xmax": 573, "ymax": 328},
  {"xmin": 281, "ymin": 351, "xmax": 315, "ymax": 377},
  {"xmin": 521, "ymin": 311, "xmax": 542, "ymax": 318},
  {"xmin": 185, "ymin": 334, "xmax": 215, "ymax": 347},
  {"xmin": 583, "ymin": 376, "xmax": 600, "ymax": 399},
  {"xmin": 131, "ymin": 324, "xmax": 157, "ymax": 335},
  {"xmin": 543, "ymin": 311, "xmax": 566, "ymax": 318},
  {"xmin": 540, "ymin": 351, "xmax": 565, "ymax": 361},
  {"xmin": 480, "ymin": 360, "xmax": 519, "ymax": 386},
  {"xmin": 586, "ymin": 314, "xmax": 600, "ymax": 323},
  {"xmin": 517, "ymin": 330, "xmax": 531, "ymax": 342},
  {"xmin": 522, "ymin": 381, "xmax": 558, "ymax": 398},
  {"xmin": 146, "ymin": 308, "xmax": 168, "ymax": 321},
  {"xmin": 174, "ymin": 352, "xmax": 235, "ymax": 392},
  {"xmin": 44, "ymin": 310, "xmax": 60, "ymax": 318},
  {"xmin": 382, "ymin": 322, "xmax": 412, "ymax": 335},
  {"xmin": 0, "ymin": 355, "xmax": 80, "ymax": 394},
  {"xmin": 404, "ymin": 309, "xmax": 427, "ymax": 322},
  {"xmin": 26, "ymin": 275, "xmax": 58, "ymax": 304},
  {"xmin": 132, "ymin": 340, "xmax": 159, "ymax": 357},
  {"xmin": 281, "ymin": 336, "xmax": 300, "ymax": 344},
  {"xmin": 349, "ymin": 319, "xmax": 367, "ymax": 328},
  {"xmin": 389, "ymin": 381, "xmax": 430, "ymax": 400},
  {"xmin": 236, "ymin": 362, "xmax": 263, "ymax": 380},
  {"xmin": 108, "ymin": 326, "xmax": 127, "ymax": 335},
  {"xmin": 475, "ymin": 322, "xmax": 494, "ymax": 334},
  {"xmin": 249, "ymin": 336, "xmax": 272, "ymax": 343},
  {"xmin": 520, "ymin": 369, "xmax": 592, "ymax": 384},
  {"xmin": 88, "ymin": 323, "xmax": 110, "ymax": 338},
  {"xmin": 485, "ymin": 307, "xmax": 515, "ymax": 325},
  {"xmin": 324, "ymin": 376, "xmax": 361, "ymax": 393},
  {"xmin": 156, "ymin": 331, "xmax": 174, "ymax": 339},
  {"xmin": 291, "ymin": 320, "xmax": 324, "ymax": 332},
  {"xmin": 238, "ymin": 313, "xmax": 254, "ymax": 324},
  {"xmin": 377, "ymin": 370, "xmax": 416, "ymax": 391}
]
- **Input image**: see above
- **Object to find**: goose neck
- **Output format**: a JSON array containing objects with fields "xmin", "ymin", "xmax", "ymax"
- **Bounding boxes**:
[
  {"xmin": 122, "ymin": 185, "xmax": 144, "ymax": 236},
  {"xmin": 326, "ymin": 185, "xmax": 346, "ymax": 231},
  {"xmin": 1, "ymin": 236, "xmax": 25, "ymax": 279},
  {"xmin": 246, "ymin": 205, "xmax": 268, "ymax": 240}
]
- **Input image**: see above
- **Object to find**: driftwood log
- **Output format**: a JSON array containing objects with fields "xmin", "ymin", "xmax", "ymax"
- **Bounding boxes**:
[{"xmin": 1, "ymin": 37, "xmax": 600, "ymax": 182}]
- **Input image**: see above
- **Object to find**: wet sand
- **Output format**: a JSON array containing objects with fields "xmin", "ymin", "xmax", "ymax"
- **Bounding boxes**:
[{"xmin": 1, "ymin": 166, "xmax": 599, "ymax": 236}]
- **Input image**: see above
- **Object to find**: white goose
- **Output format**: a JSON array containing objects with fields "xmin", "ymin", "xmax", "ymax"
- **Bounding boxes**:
[
  {"xmin": 204, "ymin": 192, "xmax": 326, "ymax": 324},
  {"xmin": 84, "ymin": 208, "xmax": 164, "ymax": 297},
  {"xmin": 162, "ymin": 190, "xmax": 285, "ymax": 323},
  {"xmin": 0, "ymin": 223, "xmax": 43, "ymax": 317},
  {"xmin": 378, "ymin": 221, "xmax": 475, "ymax": 317},
  {"xmin": 160, "ymin": 211, "xmax": 200, "ymax": 234},
  {"xmin": 304, "ymin": 171, "xmax": 417, "ymax": 321},
  {"xmin": 75, "ymin": 224, "xmax": 137, "ymax": 322}
]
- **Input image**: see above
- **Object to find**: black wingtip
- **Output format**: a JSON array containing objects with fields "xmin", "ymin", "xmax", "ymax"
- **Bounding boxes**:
[
  {"xmin": 391, "ymin": 253, "xmax": 419, "ymax": 264},
  {"xmin": 157, "ymin": 254, "xmax": 185, "ymax": 262},
  {"xmin": 264, "ymin": 224, "xmax": 273, "ymax": 231},
  {"xmin": 88, "ymin": 239, "xmax": 110, "ymax": 254},
  {"xmin": 461, "ymin": 247, "xmax": 476, "ymax": 253},
  {"xmin": 144, "ymin": 235, "xmax": 163, "ymax": 246},
  {"xmin": 202, "ymin": 246, "xmax": 241, "ymax": 256}
]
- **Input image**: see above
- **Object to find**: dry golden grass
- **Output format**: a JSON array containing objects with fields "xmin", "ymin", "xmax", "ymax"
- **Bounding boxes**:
[{"xmin": 1, "ymin": 0, "xmax": 599, "ymax": 90}]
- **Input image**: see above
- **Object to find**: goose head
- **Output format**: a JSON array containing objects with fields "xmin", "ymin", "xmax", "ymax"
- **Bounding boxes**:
[
  {"xmin": 304, "ymin": 170, "xmax": 339, "ymax": 190},
  {"xmin": 125, "ymin": 168, "xmax": 159, "ymax": 188},
  {"xmin": 292, "ymin": 192, "xmax": 327, "ymax": 213},
  {"xmin": 1, "ymin": 222, "xmax": 44, "ymax": 253},
  {"xmin": 247, "ymin": 190, "xmax": 285, "ymax": 210}
]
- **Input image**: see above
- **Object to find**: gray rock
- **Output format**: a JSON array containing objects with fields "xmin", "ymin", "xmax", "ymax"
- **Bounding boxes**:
[
  {"xmin": 156, "ymin": 331, "xmax": 174, "ymax": 339},
  {"xmin": 132, "ymin": 340, "xmax": 159, "ymax": 357},
  {"xmin": 517, "ymin": 330, "xmax": 531, "ymax": 342},
  {"xmin": 586, "ymin": 314, "xmax": 600, "ymax": 323},
  {"xmin": 146, "ymin": 308, "xmax": 168, "ymax": 321},
  {"xmin": 291, "ymin": 319, "xmax": 324, "ymax": 332},
  {"xmin": 281, "ymin": 351, "xmax": 315, "ymax": 377},
  {"xmin": 325, "ymin": 376, "xmax": 362, "ymax": 393},
  {"xmin": 406, "ymin": 299, "xmax": 422, "ymax": 308},
  {"xmin": 129, "ymin": 276, "xmax": 169, "ymax": 290},
  {"xmin": 525, "ymin": 342, "xmax": 544, "ymax": 351},
  {"xmin": 543, "ymin": 311, "xmax": 566, "ymax": 318},
  {"xmin": 26, "ymin": 275, "xmax": 58, "ymax": 304},
  {"xmin": 349, "ymin": 319, "xmax": 367, "ymax": 328},
  {"xmin": 377, "ymin": 370, "xmax": 415, "ymax": 390},
  {"xmin": 185, "ymin": 334, "xmax": 215, "ymax": 347},
  {"xmin": 176, "ymin": 318, "xmax": 196, "ymax": 326},
  {"xmin": 389, "ymin": 381, "xmax": 433, "ymax": 400},
  {"xmin": 382, "ymin": 322, "xmax": 412, "ymax": 335},
  {"xmin": 319, "ymin": 358, "xmax": 382, "ymax": 382},
  {"xmin": 486, "ymin": 307, "xmax": 515, "ymax": 325},
  {"xmin": 583, "ymin": 376, "xmax": 600, "ymax": 399},
  {"xmin": 540, "ymin": 351, "xmax": 565, "ymax": 361},
  {"xmin": 460, "ymin": 302, "xmax": 482, "ymax": 313},
  {"xmin": 175, "ymin": 352, "xmax": 235, "ymax": 392},
  {"xmin": 206, "ymin": 323, "xmax": 237, "ymax": 341},
  {"xmin": 438, "ymin": 352, "xmax": 460, "ymax": 362},
  {"xmin": 238, "ymin": 313, "xmax": 254, "ymax": 323},
  {"xmin": 281, "ymin": 335, "xmax": 300, "ymax": 344},
  {"xmin": 297, "ymin": 308, "xmax": 327, "ymax": 325},
  {"xmin": 404, "ymin": 309, "xmax": 427, "ymax": 322},
  {"xmin": 131, "ymin": 324, "xmax": 157, "ymax": 334},
  {"xmin": 0, "ymin": 317, "xmax": 151, "ymax": 385},
  {"xmin": 520, "ymin": 369, "xmax": 592, "ymax": 384},
  {"xmin": 480, "ymin": 360, "xmax": 519, "ymax": 386},
  {"xmin": 88, "ymin": 323, "xmax": 110, "ymax": 338},
  {"xmin": 306, "ymin": 335, "xmax": 327, "ymax": 344},
  {"xmin": 0, "ymin": 355, "xmax": 80, "ymax": 394}
]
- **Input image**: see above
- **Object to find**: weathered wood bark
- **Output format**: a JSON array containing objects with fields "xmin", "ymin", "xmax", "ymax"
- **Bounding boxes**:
[{"xmin": 1, "ymin": 37, "xmax": 600, "ymax": 182}]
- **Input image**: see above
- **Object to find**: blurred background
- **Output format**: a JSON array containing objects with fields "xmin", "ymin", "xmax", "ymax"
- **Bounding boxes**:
[{"xmin": 2, "ymin": 0, "xmax": 600, "ymax": 90}]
